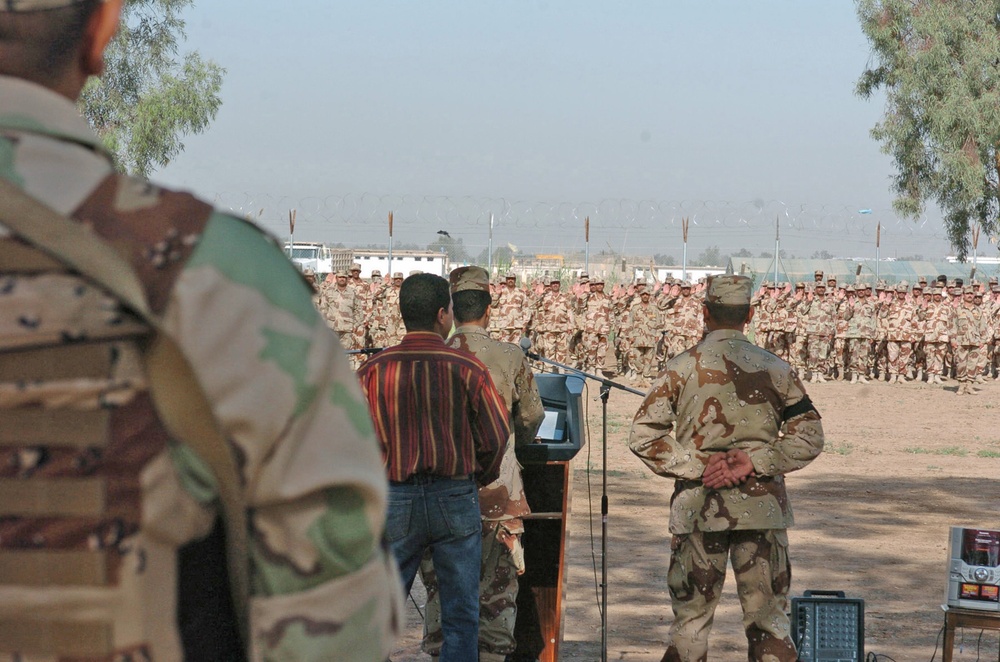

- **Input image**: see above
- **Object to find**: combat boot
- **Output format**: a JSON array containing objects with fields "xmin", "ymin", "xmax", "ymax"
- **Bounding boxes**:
[
  {"xmin": 916, "ymin": 368, "xmax": 924, "ymax": 382},
  {"xmin": 850, "ymin": 374, "xmax": 858, "ymax": 384},
  {"xmin": 858, "ymin": 374, "xmax": 870, "ymax": 384}
]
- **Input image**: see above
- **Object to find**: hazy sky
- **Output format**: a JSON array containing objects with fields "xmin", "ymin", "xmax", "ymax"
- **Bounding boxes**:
[{"xmin": 156, "ymin": 1, "xmax": 959, "ymax": 261}]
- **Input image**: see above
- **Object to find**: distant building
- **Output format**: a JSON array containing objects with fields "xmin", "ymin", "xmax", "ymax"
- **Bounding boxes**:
[{"xmin": 352, "ymin": 249, "xmax": 448, "ymax": 278}]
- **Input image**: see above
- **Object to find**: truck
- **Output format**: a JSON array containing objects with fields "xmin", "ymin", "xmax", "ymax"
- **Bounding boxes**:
[{"xmin": 283, "ymin": 242, "xmax": 352, "ymax": 280}]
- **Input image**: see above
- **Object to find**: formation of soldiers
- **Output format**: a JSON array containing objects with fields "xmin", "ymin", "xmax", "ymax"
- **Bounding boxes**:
[{"xmin": 307, "ymin": 266, "xmax": 1000, "ymax": 395}]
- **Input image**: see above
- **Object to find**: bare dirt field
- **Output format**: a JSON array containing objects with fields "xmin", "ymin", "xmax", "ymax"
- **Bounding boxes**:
[{"xmin": 392, "ymin": 377, "xmax": 1000, "ymax": 661}]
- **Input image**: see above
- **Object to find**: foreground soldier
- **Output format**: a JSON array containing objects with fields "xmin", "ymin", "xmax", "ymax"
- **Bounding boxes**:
[
  {"xmin": 420, "ymin": 267, "xmax": 545, "ymax": 662},
  {"xmin": 0, "ymin": 1, "xmax": 400, "ymax": 659},
  {"xmin": 628, "ymin": 275, "xmax": 824, "ymax": 662}
]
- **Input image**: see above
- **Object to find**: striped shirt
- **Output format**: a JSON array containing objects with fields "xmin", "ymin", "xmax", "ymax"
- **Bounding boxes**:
[{"xmin": 357, "ymin": 331, "xmax": 510, "ymax": 484}]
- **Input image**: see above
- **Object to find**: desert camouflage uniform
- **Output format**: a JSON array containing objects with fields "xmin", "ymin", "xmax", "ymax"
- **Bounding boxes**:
[
  {"xmin": 421, "ymin": 325, "xmax": 545, "ymax": 661},
  {"xmin": 797, "ymin": 291, "xmax": 836, "ymax": 379},
  {"xmin": 832, "ymin": 295, "xmax": 850, "ymax": 378},
  {"xmin": 625, "ymin": 297, "xmax": 664, "ymax": 379},
  {"xmin": 533, "ymin": 287, "xmax": 576, "ymax": 368},
  {"xmin": 952, "ymin": 294, "xmax": 989, "ymax": 390},
  {"xmin": 787, "ymin": 289, "xmax": 809, "ymax": 372},
  {"xmin": 845, "ymin": 294, "xmax": 877, "ymax": 380},
  {"xmin": 0, "ymin": 76, "xmax": 400, "ymax": 661},
  {"xmin": 924, "ymin": 297, "xmax": 954, "ymax": 380},
  {"xmin": 880, "ymin": 291, "xmax": 920, "ymax": 381},
  {"xmin": 667, "ymin": 294, "xmax": 703, "ymax": 358},
  {"xmin": 629, "ymin": 325, "xmax": 824, "ymax": 662},
  {"xmin": 321, "ymin": 282, "xmax": 364, "ymax": 367},
  {"xmin": 577, "ymin": 287, "xmax": 613, "ymax": 372},
  {"xmin": 492, "ymin": 283, "xmax": 529, "ymax": 344}
]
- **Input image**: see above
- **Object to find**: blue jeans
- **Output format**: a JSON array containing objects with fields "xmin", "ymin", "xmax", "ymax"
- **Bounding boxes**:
[{"xmin": 386, "ymin": 476, "xmax": 481, "ymax": 662}]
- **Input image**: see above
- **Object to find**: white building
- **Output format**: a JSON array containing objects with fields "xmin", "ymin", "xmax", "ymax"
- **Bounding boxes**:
[{"xmin": 352, "ymin": 249, "xmax": 448, "ymax": 278}]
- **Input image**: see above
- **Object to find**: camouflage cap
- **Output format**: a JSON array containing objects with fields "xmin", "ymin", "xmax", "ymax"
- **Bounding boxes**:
[
  {"xmin": 392, "ymin": 272, "xmax": 404, "ymax": 279},
  {"xmin": 963, "ymin": 285, "xmax": 976, "ymax": 294},
  {"xmin": 335, "ymin": 269, "xmax": 349, "ymax": 278},
  {"xmin": 505, "ymin": 271, "xmax": 517, "ymax": 280},
  {"xmin": 302, "ymin": 267, "xmax": 316, "ymax": 277},
  {"xmin": 579, "ymin": 272, "xmax": 590, "ymax": 280},
  {"xmin": 350, "ymin": 263, "xmax": 362, "ymax": 271},
  {"xmin": 795, "ymin": 281, "xmax": 806, "ymax": 288},
  {"xmin": 761, "ymin": 280, "xmax": 772, "ymax": 288},
  {"xmin": 371, "ymin": 269, "xmax": 382, "ymax": 277},
  {"xmin": 705, "ymin": 275, "xmax": 752, "ymax": 305},
  {"xmin": 635, "ymin": 277, "xmax": 647, "ymax": 286},
  {"xmin": 845, "ymin": 284, "xmax": 855, "ymax": 292},
  {"xmin": 449, "ymin": 266, "xmax": 491, "ymax": 294},
  {"xmin": 0, "ymin": 0, "xmax": 95, "ymax": 10},
  {"xmin": 814, "ymin": 270, "xmax": 823, "ymax": 276},
  {"xmin": 591, "ymin": 276, "xmax": 604, "ymax": 284},
  {"xmin": 895, "ymin": 283, "xmax": 908, "ymax": 292},
  {"xmin": 680, "ymin": 280, "xmax": 692, "ymax": 288}
]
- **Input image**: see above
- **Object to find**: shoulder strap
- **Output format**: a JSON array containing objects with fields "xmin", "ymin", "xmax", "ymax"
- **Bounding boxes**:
[{"xmin": 0, "ymin": 178, "xmax": 250, "ymax": 644}]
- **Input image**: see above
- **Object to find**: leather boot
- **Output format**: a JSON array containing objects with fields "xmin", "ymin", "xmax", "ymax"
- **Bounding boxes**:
[
  {"xmin": 858, "ymin": 374, "xmax": 869, "ymax": 384},
  {"xmin": 850, "ymin": 374, "xmax": 858, "ymax": 384}
]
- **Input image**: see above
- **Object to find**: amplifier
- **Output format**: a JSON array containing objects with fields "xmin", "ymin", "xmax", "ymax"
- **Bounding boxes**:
[
  {"xmin": 947, "ymin": 526, "xmax": 1000, "ymax": 611},
  {"xmin": 791, "ymin": 590, "xmax": 865, "ymax": 662}
]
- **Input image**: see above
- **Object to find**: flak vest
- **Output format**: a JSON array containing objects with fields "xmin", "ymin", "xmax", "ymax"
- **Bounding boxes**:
[{"xmin": 0, "ymin": 175, "xmax": 246, "ymax": 660}]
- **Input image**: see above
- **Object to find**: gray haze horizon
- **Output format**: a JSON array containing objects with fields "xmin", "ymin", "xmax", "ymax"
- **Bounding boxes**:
[{"xmin": 155, "ymin": 1, "xmax": 987, "ymax": 263}]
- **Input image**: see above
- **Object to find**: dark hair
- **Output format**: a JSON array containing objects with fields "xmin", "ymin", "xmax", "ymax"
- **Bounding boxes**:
[
  {"xmin": 399, "ymin": 273, "xmax": 450, "ymax": 331},
  {"xmin": 0, "ymin": 1, "xmax": 100, "ymax": 82},
  {"xmin": 452, "ymin": 289, "xmax": 491, "ymax": 324},
  {"xmin": 705, "ymin": 302, "xmax": 750, "ymax": 327}
]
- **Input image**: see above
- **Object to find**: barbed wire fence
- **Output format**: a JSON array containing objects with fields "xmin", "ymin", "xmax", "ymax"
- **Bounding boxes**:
[{"xmin": 212, "ymin": 192, "xmax": 976, "ymax": 262}]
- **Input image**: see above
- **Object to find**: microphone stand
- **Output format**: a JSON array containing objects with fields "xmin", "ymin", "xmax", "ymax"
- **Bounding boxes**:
[
  {"xmin": 520, "ymin": 340, "xmax": 645, "ymax": 662},
  {"xmin": 345, "ymin": 347, "xmax": 384, "ymax": 356}
]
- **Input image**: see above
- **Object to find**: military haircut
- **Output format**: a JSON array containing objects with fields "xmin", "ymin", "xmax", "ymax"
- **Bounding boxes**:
[
  {"xmin": 452, "ymin": 289, "xmax": 491, "ymax": 324},
  {"xmin": 704, "ymin": 302, "xmax": 751, "ymax": 327},
  {"xmin": 0, "ymin": 0, "xmax": 99, "ymax": 82},
  {"xmin": 399, "ymin": 272, "xmax": 450, "ymax": 332}
]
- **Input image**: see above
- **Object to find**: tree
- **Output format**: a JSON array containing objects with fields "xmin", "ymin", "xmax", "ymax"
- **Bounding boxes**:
[
  {"xmin": 731, "ymin": 248, "xmax": 753, "ymax": 258},
  {"xmin": 80, "ymin": 0, "xmax": 225, "ymax": 177},
  {"xmin": 693, "ymin": 246, "xmax": 723, "ymax": 267},
  {"xmin": 653, "ymin": 253, "xmax": 677, "ymax": 264},
  {"xmin": 811, "ymin": 250, "xmax": 834, "ymax": 260},
  {"xmin": 856, "ymin": 0, "xmax": 1000, "ymax": 258},
  {"xmin": 427, "ymin": 235, "xmax": 469, "ymax": 262}
]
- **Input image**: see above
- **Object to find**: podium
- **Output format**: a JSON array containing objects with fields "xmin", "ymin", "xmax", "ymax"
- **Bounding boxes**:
[{"xmin": 512, "ymin": 374, "xmax": 586, "ymax": 662}]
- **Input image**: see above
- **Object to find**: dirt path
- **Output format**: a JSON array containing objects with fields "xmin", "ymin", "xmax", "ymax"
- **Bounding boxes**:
[{"xmin": 393, "ymin": 377, "xmax": 1000, "ymax": 661}]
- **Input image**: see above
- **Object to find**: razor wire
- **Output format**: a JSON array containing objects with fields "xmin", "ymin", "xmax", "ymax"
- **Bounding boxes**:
[{"xmin": 213, "ymin": 192, "xmax": 967, "ymax": 259}]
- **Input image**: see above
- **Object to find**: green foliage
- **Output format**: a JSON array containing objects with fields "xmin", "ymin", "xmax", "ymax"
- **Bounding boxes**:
[
  {"xmin": 856, "ymin": 0, "xmax": 1000, "ymax": 257},
  {"xmin": 427, "ymin": 234, "xmax": 469, "ymax": 262},
  {"xmin": 80, "ymin": 0, "xmax": 224, "ymax": 177},
  {"xmin": 693, "ymin": 245, "xmax": 723, "ymax": 267},
  {"xmin": 977, "ymin": 449, "xmax": 1000, "ymax": 458}
]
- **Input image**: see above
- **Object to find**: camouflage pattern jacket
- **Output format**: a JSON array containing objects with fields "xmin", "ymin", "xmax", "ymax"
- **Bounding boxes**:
[
  {"xmin": 670, "ymin": 295, "xmax": 703, "ymax": 338},
  {"xmin": 625, "ymin": 300, "xmax": 663, "ymax": 348},
  {"xmin": 924, "ymin": 301, "xmax": 955, "ymax": 343},
  {"xmin": 577, "ymin": 291, "xmax": 613, "ymax": 335},
  {"xmin": 492, "ymin": 285, "xmax": 529, "ymax": 332},
  {"xmin": 0, "ymin": 77, "xmax": 400, "ymax": 661},
  {"xmin": 628, "ymin": 329, "xmax": 824, "ymax": 534},
  {"xmin": 953, "ymin": 303, "xmax": 989, "ymax": 346},
  {"xmin": 534, "ymin": 290, "xmax": 576, "ymax": 334},
  {"xmin": 796, "ymin": 296, "xmax": 836, "ymax": 336},
  {"xmin": 320, "ymin": 284, "xmax": 363, "ymax": 334}
]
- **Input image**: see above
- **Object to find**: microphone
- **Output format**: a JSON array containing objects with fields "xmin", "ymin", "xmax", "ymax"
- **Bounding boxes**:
[{"xmin": 519, "ymin": 336, "xmax": 539, "ymax": 360}]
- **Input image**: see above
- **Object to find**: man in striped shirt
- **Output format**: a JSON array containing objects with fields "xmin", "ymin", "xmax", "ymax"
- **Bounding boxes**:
[{"xmin": 357, "ymin": 273, "xmax": 510, "ymax": 662}]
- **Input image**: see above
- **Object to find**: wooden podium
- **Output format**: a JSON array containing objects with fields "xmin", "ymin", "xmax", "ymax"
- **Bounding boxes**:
[{"xmin": 512, "ymin": 373, "xmax": 585, "ymax": 662}]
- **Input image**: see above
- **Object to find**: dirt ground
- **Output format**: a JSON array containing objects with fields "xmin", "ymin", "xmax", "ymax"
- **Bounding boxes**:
[{"xmin": 392, "ymin": 376, "xmax": 1000, "ymax": 661}]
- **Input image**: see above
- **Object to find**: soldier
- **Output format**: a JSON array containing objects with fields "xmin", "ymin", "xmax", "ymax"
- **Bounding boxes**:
[
  {"xmin": 420, "ymin": 267, "xmax": 545, "ymax": 662},
  {"xmin": 372, "ymin": 272, "xmax": 406, "ymax": 348},
  {"xmin": 321, "ymin": 268, "xmax": 364, "ymax": 367},
  {"xmin": 845, "ymin": 285, "xmax": 877, "ymax": 383},
  {"xmin": 952, "ymin": 285, "xmax": 990, "ymax": 394},
  {"xmin": 787, "ymin": 282, "xmax": 809, "ymax": 373},
  {"xmin": 491, "ymin": 272, "xmax": 529, "ymax": 343},
  {"xmin": 532, "ymin": 275, "xmax": 576, "ymax": 370},
  {"xmin": 628, "ymin": 275, "xmax": 824, "ymax": 662},
  {"xmin": 797, "ymin": 282, "xmax": 836, "ymax": 382},
  {"xmin": 880, "ymin": 283, "xmax": 921, "ymax": 383},
  {"xmin": 624, "ymin": 289, "xmax": 664, "ymax": 382},
  {"xmin": 667, "ymin": 281, "xmax": 703, "ymax": 358},
  {"xmin": 0, "ymin": 2, "xmax": 401, "ymax": 658},
  {"xmin": 578, "ymin": 275, "xmax": 614, "ymax": 373},
  {"xmin": 924, "ymin": 286, "xmax": 954, "ymax": 385},
  {"xmin": 814, "ymin": 269, "xmax": 824, "ymax": 284}
]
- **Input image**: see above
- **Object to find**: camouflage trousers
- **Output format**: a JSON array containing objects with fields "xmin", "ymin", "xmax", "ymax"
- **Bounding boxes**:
[
  {"xmin": 831, "ymin": 338, "xmax": 847, "ymax": 374},
  {"xmin": 886, "ymin": 340, "xmax": 913, "ymax": 377},
  {"xmin": 790, "ymin": 333, "xmax": 808, "ymax": 371},
  {"xmin": 536, "ymin": 331, "xmax": 571, "ymax": 368},
  {"xmin": 954, "ymin": 345, "xmax": 985, "ymax": 383},
  {"xmin": 925, "ymin": 341, "xmax": 948, "ymax": 376},
  {"xmin": 661, "ymin": 529, "xmax": 796, "ymax": 662},
  {"xmin": 847, "ymin": 338, "xmax": 873, "ymax": 376},
  {"xmin": 805, "ymin": 334, "xmax": 831, "ymax": 374},
  {"xmin": 628, "ymin": 345, "xmax": 659, "ymax": 379},
  {"xmin": 581, "ymin": 332, "xmax": 610, "ymax": 372},
  {"xmin": 763, "ymin": 331, "xmax": 788, "ymax": 361},
  {"xmin": 421, "ymin": 522, "xmax": 520, "ymax": 661}
]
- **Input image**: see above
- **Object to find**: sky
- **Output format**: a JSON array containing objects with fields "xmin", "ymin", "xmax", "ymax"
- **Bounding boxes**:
[{"xmin": 156, "ymin": 1, "xmax": 962, "ymax": 263}]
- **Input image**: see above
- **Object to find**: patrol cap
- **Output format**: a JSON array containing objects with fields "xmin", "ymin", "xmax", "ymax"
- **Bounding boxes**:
[
  {"xmin": 302, "ymin": 267, "xmax": 316, "ymax": 277},
  {"xmin": 0, "ymin": 0, "xmax": 94, "ymax": 10},
  {"xmin": 761, "ymin": 280, "xmax": 772, "ymax": 288},
  {"xmin": 963, "ymin": 285, "xmax": 976, "ymax": 294},
  {"xmin": 449, "ymin": 266, "xmax": 491, "ymax": 294},
  {"xmin": 505, "ymin": 271, "xmax": 517, "ymax": 280},
  {"xmin": 635, "ymin": 277, "xmax": 647, "ymax": 286},
  {"xmin": 795, "ymin": 281, "xmax": 806, "ymax": 289},
  {"xmin": 895, "ymin": 283, "xmax": 908, "ymax": 292},
  {"xmin": 335, "ymin": 269, "xmax": 348, "ymax": 278},
  {"xmin": 579, "ymin": 272, "xmax": 590, "ymax": 281},
  {"xmin": 845, "ymin": 285, "xmax": 855, "ymax": 293},
  {"xmin": 705, "ymin": 275, "xmax": 752, "ymax": 305},
  {"xmin": 392, "ymin": 272, "xmax": 404, "ymax": 279},
  {"xmin": 814, "ymin": 270, "xmax": 823, "ymax": 277},
  {"xmin": 591, "ymin": 276, "xmax": 604, "ymax": 284},
  {"xmin": 371, "ymin": 269, "xmax": 382, "ymax": 277},
  {"xmin": 350, "ymin": 263, "xmax": 362, "ymax": 271},
  {"xmin": 680, "ymin": 280, "xmax": 692, "ymax": 288}
]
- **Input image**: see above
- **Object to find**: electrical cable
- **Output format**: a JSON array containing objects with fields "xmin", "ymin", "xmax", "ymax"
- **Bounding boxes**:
[{"xmin": 581, "ymin": 381, "xmax": 605, "ymax": 621}]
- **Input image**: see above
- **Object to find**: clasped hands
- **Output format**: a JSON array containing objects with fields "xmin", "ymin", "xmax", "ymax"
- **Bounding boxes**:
[{"xmin": 701, "ymin": 449, "xmax": 755, "ymax": 489}]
